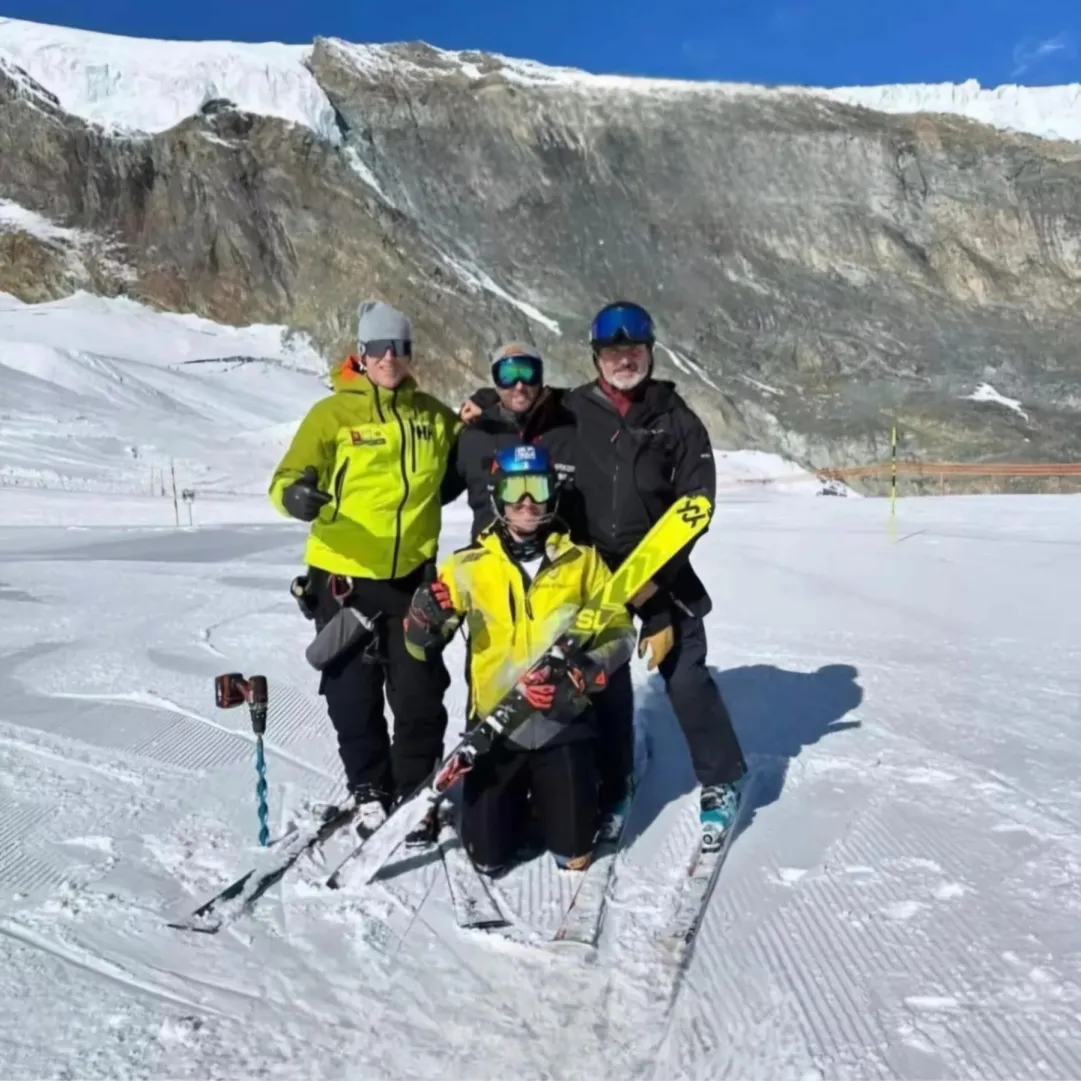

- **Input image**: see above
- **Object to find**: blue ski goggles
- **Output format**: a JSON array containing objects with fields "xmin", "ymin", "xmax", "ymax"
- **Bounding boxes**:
[
  {"xmin": 362, "ymin": 338, "xmax": 412, "ymax": 359},
  {"xmin": 496, "ymin": 472, "xmax": 552, "ymax": 504},
  {"xmin": 492, "ymin": 354, "xmax": 543, "ymax": 389},
  {"xmin": 590, "ymin": 303, "xmax": 654, "ymax": 347}
]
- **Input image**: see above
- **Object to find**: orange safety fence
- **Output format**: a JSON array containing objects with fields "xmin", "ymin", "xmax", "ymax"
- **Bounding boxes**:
[
  {"xmin": 819, "ymin": 462, "xmax": 1081, "ymax": 479},
  {"xmin": 711, "ymin": 461, "xmax": 1081, "ymax": 490}
]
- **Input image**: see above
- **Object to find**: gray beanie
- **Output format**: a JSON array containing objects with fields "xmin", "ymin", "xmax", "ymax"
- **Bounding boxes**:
[{"xmin": 356, "ymin": 300, "xmax": 411, "ymax": 350}]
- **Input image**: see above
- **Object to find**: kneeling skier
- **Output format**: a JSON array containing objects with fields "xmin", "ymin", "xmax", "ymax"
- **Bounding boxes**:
[{"xmin": 402, "ymin": 444, "xmax": 635, "ymax": 874}]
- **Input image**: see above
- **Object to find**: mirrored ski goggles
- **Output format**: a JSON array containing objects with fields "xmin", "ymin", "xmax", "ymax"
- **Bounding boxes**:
[
  {"xmin": 492, "ymin": 354, "xmax": 543, "ymax": 388},
  {"xmin": 590, "ymin": 303, "xmax": 654, "ymax": 346},
  {"xmin": 362, "ymin": 338, "xmax": 412, "ymax": 359},
  {"xmin": 497, "ymin": 473, "xmax": 552, "ymax": 504}
]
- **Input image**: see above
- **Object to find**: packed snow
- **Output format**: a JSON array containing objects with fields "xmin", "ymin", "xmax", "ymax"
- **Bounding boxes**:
[
  {"xmin": 1, "ymin": 293, "xmax": 1080, "ymax": 1078},
  {"xmin": 3, "ymin": 16, "xmax": 1081, "ymax": 146},
  {"xmin": 0, "ymin": 197, "xmax": 88, "ymax": 246},
  {"xmin": 966, "ymin": 381, "xmax": 1030, "ymax": 420}
]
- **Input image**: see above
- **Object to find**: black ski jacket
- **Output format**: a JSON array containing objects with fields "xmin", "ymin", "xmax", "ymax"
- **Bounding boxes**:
[
  {"xmin": 442, "ymin": 387, "xmax": 584, "ymax": 542},
  {"xmin": 562, "ymin": 379, "xmax": 716, "ymax": 617}
]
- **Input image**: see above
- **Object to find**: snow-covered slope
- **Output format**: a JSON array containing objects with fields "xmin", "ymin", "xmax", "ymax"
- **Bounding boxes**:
[
  {"xmin": 0, "ymin": 16, "xmax": 340, "ymax": 139},
  {"xmin": 0, "ymin": 290, "xmax": 822, "ymax": 524},
  {"xmin": 0, "ymin": 291, "xmax": 327, "ymax": 510},
  {"xmin": 1, "ymin": 276, "xmax": 1079, "ymax": 1078},
  {"xmin": 1, "ymin": 474, "xmax": 1079, "ymax": 1077},
  {"xmin": 818, "ymin": 79, "xmax": 1081, "ymax": 143},
  {"xmin": 2, "ymin": 15, "xmax": 1081, "ymax": 144}
]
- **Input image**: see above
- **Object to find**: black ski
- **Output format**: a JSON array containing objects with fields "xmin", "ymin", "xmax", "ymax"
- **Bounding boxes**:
[
  {"xmin": 168, "ymin": 803, "xmax": 358, "ymax": 933},
  {"xmin": 437, "ymin": 820, "xmax": 508, "ymax": 930}
]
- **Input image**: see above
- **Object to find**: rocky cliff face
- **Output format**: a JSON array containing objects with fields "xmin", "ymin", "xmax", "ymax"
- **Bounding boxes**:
[{"xmin": 2, "ymin": 38, "xmax": 1080, "ymax": 483}]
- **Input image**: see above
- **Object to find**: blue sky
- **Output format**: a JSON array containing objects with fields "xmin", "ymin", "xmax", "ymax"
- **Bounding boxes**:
[{"xmin": 4, "ymin": 0, "xmax": 1080, "ymax": 87}]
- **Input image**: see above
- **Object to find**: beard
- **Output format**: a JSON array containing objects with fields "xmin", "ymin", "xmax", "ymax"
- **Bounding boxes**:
[{"xmin": 605, "ymin": 364, "xmax": 649, "ymax": 391}]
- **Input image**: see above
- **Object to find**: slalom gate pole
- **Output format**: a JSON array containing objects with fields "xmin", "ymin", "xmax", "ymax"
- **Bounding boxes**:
[{"xmin": 889, "ymin": 423, "xmax": 898, "ymax": 540}]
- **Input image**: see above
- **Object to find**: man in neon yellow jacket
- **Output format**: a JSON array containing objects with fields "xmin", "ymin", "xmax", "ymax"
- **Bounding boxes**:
[{"xmin": 269, "ymin": 300, "xmax": 461, "ymax": 842}]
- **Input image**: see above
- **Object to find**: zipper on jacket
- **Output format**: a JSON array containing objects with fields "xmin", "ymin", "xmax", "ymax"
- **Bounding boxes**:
[
  {"xmin": 389, "ymin": 388, "xmax": 410, "ymax": 578},
  {"xmin": 409, "ymin": 420, "xmax": 417, "ymax": 473},
  {"xmin": 515, "ymin": 546, "xmax": 570, "ymax": 620},
  {"xmin": 610, "ymin": 426, "xmax": 622, "ymax": 541},
  {"xmin": 330, "ymin": 460, "xmax": 349, "ymax": 522}
]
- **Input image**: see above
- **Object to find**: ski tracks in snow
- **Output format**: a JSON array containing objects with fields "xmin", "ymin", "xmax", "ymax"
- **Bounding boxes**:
[
  {"xmin": 645, "ymin": 596, "xmax": 1081, "ymax": 1075},
  {"xmin": 2, "ymin": 501, "xmax": 1081, "ymax": 1077}
]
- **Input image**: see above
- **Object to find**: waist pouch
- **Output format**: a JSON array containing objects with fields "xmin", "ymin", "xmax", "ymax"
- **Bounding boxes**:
[{"xmin": 305, "ymin": 607, "xmax": 381, "ymax": 670}]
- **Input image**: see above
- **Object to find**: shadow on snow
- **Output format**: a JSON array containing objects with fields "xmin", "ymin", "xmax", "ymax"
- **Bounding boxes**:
[{"xmin": 627, "ymin": 662, "xmax": 864, "ymax": 846}]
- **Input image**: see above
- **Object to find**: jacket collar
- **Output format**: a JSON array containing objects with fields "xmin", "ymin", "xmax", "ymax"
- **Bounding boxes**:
[
  {"xmin": 330, "ymin": 356, "xmax": 417, "ymax": 401},
  {"xmin": 478, "ymin": 524, "xmax": 578, "ymax": 566},
  {"xmin": 479, "ymin": 386, "xmax": 555, "ymax": 436},
  {"xmin": 586, "ymin": 377, "xmax": 674, "ymax": 417}
]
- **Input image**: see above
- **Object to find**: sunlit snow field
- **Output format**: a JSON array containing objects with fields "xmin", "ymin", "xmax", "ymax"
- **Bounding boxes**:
[{"xmin": 1, "ymin": 291, "xmax": 1080, "ymax": 1078}]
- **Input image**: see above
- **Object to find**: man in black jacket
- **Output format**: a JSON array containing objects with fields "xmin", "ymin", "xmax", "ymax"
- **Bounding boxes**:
[
  {"xmin": 567, "ymin": 301, "xmax": 746, "ymax": 853},
  {"xmin": 460, "ymin": 306, "xmax": 746, "ymax": 853},
  {"xmin": 443, "ymin": 343, "xmax": 583, "ymax": 541}
]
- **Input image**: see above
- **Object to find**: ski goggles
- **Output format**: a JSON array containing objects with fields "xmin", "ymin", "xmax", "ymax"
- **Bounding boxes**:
[
  {"xmin": 590, "ymin": 303, "xmax": 654, "ymax": 347},
  {"xmin": 496, "ymin": 472, "xmax": 552, "ymax": 504},
  {"xmin": 492, "ymin": 354, "xmax": 543, "ymax": 389},
  {"xmin": 362, "ymin": 338, "xmax": 412, "ymax": 359}
]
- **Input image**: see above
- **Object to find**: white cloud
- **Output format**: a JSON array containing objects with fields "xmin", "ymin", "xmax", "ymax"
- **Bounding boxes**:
[{"xmin": 1011, "ymin": 32, "xmax": 1074, "ymax": 78}]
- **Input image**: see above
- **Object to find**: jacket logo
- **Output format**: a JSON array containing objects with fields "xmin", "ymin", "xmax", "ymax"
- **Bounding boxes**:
[
  {"xmin": 350, "ymin": 429, "xmax": 387, "ymax": 446},
  {"xmin": 413, "ymin": 424, "xmax": 433, "ymax": 441}
]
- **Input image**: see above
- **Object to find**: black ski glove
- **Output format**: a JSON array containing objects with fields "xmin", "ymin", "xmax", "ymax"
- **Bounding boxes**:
[
  {"xmin": 282, "ymin": 466, "xmax": 332, "ymax": 522},
  {"xmin": 403, "ymin": 576, "xmax": 457, "ymax": 654}
]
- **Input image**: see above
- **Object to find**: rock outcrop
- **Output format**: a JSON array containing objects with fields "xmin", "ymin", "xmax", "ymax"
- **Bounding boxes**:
[{"xmin": 2, "ymin": 40, "xmax": 1080, "ymax": 483}]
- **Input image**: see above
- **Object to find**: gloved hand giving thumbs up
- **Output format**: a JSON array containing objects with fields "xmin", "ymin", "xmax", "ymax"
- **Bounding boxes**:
[{"xmin": 281, "ymin": 466, "xmax": 332, "ymax": 522}]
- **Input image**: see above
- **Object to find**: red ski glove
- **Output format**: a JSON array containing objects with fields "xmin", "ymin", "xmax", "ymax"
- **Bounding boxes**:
[
  {"xmin": 403, "ymin": 577, "xmax": 456, "ymax": 651},
  {"xmin": 517, "ymin": 651, "xmax": 607, "ymax": 718},
  {"xmin": 518, "ymin": 667, "xmax": 558, "ymax": 711}
]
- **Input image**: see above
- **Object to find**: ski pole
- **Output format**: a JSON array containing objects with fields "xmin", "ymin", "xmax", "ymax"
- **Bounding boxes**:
[{"xmin": 215, "ymin": 672, "xmax": 271, "ymax": 846}]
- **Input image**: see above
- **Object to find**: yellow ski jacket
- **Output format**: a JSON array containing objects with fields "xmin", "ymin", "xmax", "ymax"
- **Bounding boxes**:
[
  {"xmin": 429, "ymin": 527, "xmax": 635, "ymax": 749},
  {"xmin": 269, "ymin": 358, "xmax": 461, "ymax": 580}
]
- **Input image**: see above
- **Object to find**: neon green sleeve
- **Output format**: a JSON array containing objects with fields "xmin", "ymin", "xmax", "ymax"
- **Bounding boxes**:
[{"xmin": 267, "ymin": 399, "xmax": 337, "ymax": 516}]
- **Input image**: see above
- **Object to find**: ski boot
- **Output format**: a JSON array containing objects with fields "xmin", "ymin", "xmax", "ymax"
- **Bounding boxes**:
[
  {"xmin": 699, "ymin": 781, "xmax": 741, "ymax": 853},
  {"xmin": 349, "ymin": 783, "xmax": 390, "ymax": 839},
  {"xmin": 596, "ymin": 795, "xmax": 630, "ymax": 844},
  {"xmin": 597, "ymin": 771, "xmax": 637, "ymax": 844}
]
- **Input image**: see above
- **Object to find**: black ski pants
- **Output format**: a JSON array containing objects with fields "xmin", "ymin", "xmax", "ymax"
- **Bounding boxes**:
[
  {"xmin": 460, "ymin": 735, "xmax": 598, "ymax": 870},
  {"xmin": 313, "ymin": 571, "xmax": 449, "ymax": 802},
  {"xmin": 593, "ymin": 614, "xmax": 745, "ymax": 808}
]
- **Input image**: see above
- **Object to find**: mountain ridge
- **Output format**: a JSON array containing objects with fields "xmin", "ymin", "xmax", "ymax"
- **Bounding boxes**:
[{"xmin": 2, "ymin": 17, "xmax": 1080, "ymax": 488}]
